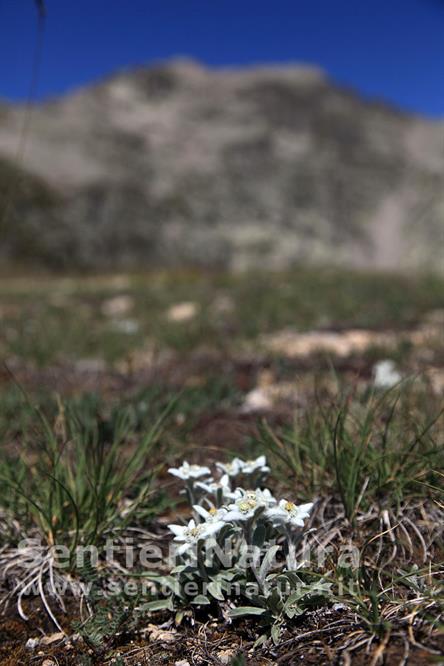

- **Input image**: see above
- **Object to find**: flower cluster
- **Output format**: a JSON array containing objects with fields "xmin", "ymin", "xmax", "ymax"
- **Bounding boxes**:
[
  {"xmin": 144, "ymin": 455, "xmax": 327, "ymax": 643},
  {"xmin": 167, "ymin": 455, "xmax": 313, "ymax": 555}
]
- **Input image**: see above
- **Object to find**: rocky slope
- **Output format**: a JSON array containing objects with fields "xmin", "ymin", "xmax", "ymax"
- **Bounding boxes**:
[{"xmin": 1, "ymin": 59, "xmax": 443, "ymax": 271}]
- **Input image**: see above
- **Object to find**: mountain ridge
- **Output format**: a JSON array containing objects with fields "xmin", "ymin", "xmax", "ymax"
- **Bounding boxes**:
[{"xmin": 1, "ymin": 59, "xmax": 443, "ymax": 272}]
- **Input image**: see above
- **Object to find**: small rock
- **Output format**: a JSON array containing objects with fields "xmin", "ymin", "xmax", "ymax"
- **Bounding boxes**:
[
  {"xmin": 40, "ymin": 631, "xmax": 65, "ymax": 646},
  {"xmin": 167, "ymin": 301, "xmax": 199, "ymax": 322},
  {"xmin": 217, "ymin": 649, "xmax": 236, "ymax": 664},
  {"xmin": 101, "ymin": 295, "xmax": 134, "ymax": 317},
  {"xmin": 264, "ymin": 329, "xmax": 394, "ymax": 358},
  {"xmin": 146, "ymin": 623, "xmax": 177, "ymax": 643},
  {"xmin": 25, "ymin": 638, "xmax": 39, "ymax": 650},
  {"xmin": 373, "ymin": 359, "xmax": 402, "ymax": 388},
  {"xmin": 240, "ymin": 370, "xmax": 298, "ymax": 412},
  {"xmin": 111, "ymin": 318, "xmax": 139, "ymax": 334},
  {"xmin": 175, "ymin": 661, "xmax": 191, "ymax": 666},
  {"xmin": 241, "ymin": 387, "xmax": 273, "ymax": 413}
]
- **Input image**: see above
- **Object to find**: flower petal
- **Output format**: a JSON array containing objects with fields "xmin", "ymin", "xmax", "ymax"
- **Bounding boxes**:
[
  {"xmin": 193, "ymin": 505, "xmax": 209, "ymax": 520},
  {"xmin": 168, "ymin": 524, "xmax": 186, "ymax": 537}
]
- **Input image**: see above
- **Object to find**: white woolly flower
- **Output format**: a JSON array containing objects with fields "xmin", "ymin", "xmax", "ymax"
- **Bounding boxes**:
[
  {"xmin": 195, "ymin": 474, "xmax": 232, "ymax": 497},
  {"xmin": 168, "ymin": 461, "xmax": 211, "ymax": 481},
  {"xmin": 255, "ymin": 487, "xmax": 277, "ymax": 507},
  {"xmin": 193, "ymin": 504, "xmax": 228, "ymax": 528},
  {"xmin": 223, "ymin": 489, "xmax": 271, "ymax": 522},
  {"xmin": 269, "ymin": 500, "xmax": 314, "ymax": 527},
  {"xmin": 240, "ymin": 455, "xmax": 270, "ymax": 475},
  {"xmin": 168, "ymin": 519, "xmax": 222, "ymax": 555},
  {"xmin": 215, "ymin": 458, "xmax": 245, "ymax": 477}
]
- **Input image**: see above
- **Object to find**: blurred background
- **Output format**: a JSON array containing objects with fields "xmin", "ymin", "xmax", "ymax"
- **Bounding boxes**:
[
  {"xmin": 1, "ymin": 0, "xmax": 444, "ymax": 273},
  {"xmin": 0, "ymin": 0, "xmax": 443, "ymax": 385}
]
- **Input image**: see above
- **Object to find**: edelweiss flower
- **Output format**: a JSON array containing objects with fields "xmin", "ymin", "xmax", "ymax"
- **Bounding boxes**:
[
  {"xmin": 223, "ymin": 489, "xmax": 271, "ymax": 521},
  {"xmin": 240, "ymin": 455, "xmax": 270, "ymax": 475},
  {"xmin": 224, "ymin": 498, "xmax": 257, "ymax": 521},
  {"xmin": 215, "ymin": 458, "xmax": 244, "ymax": 477},
  {"xmin": 168, "ymin": 461, "xmax": 211, "ymax": 481},
  {"xmin": 195, "ymin": 474, "xmax": 232, "ymax": 497},
  {"xmin": 193, "ymin": 504, "xmax": 227, "ymax": 529},
  {"xmin": 255, "ymin": 487, "xmax": 277, "ymax": 507},
  {"xmin": 269, "ymin": 500, "xmax": 314, "ymax": 527},
  {"xmin": 168, "ymin": 519, "xmax": 222, "ymax": 555}
]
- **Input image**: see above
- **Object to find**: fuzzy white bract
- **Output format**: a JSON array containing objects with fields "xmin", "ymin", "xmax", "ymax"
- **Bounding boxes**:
[
  {"xmin": 223, "ymin": 488, "xmax": 275, "ymax": 521},
  {"xmin": 168, "ymin": 461, "xmax": 211, "ymax": 481},
  {"xmin": 268, "ymin": 500, "xmax": 314, "ymax": 527},
  {"xmin": 215, "ymin": 458, "xmax": 244, "ymax": 477},
  {"xmin": 255, "ymin": 487, "xmax": 277, "ymax": 507},
  {"xmin": 241, "ymin": 455, "xmax": 270, "ymax": 475},
  {"xmin": 167, "ymin": 456, "xmax": 313, "ymax": 545},
  {"xmin": 168, "ymin": 519, "xmax": 223, "ymax": 554},
  {"xmin": 195, "ymin": 474, "xmax": 232, "ymax": 497},
  {"xmin": 193, "ymin": 504, "xmax": 227, "ymax": 527}
]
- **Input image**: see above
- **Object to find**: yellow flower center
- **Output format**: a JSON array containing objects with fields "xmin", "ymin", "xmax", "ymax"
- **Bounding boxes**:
[
  {"xmin": 285, "ymin": 501, "xmax": 295, "ymax": 513},
  {"xmin": 209, "ymin": 507, "xmax": 218, "ymax": 516},
  {"xmin": 238, "ymin": 500, "xmax": 253, "ymax": 513},
  {"xmin": 188, "ymin": 526, "xmax": 201, "ymax": 538}
]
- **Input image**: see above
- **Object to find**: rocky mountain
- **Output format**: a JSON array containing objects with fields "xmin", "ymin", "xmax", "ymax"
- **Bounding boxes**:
[{"xmin": 1, "ymin": 59, "xmax": 443, "ymax": 272}]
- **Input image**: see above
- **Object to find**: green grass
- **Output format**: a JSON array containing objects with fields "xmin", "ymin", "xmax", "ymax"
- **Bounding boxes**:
[
  {"xmin": 1, "ymin": 268, "xmax": 443, "ymax": 364},
  {"xmin": 0, "ymin": 269, "xmax": 443, "ymax": 662},
  {"xmin": 259, "ymin": 383, "xmax": 443, "ymax": 520},
  {"xmin": 0, "ymin": 390, "xmax": 173, "ymax": 553}
]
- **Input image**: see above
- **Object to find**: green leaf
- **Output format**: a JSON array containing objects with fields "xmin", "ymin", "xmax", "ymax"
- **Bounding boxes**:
[
  {"xmin": 191, "ymin": 594, "xmax": 211, "ymax": 605},
  {"xmin": 252, "ymin": 523, "xmax": 266, "ymax": 548},
  {"xmin": 156, "ymin": 575, "xmax": 181, "ymax": 594},
  {"xmin": 277, "ymin": 571, "xmax": 302, "ymax": 587},
  {"xmin": 175, "ymin": 610, "xmax": 185, "ymax": 626},
  {"xmin": 259, "ymin": 544, "xmax": 281, "ymax": 579},
  {"xmin": 271, "ymin": 623, "xmax": 281, "ymax": 645},
  {"xmin": 216, "ymin": 570, "xmax": 237, "ymax": 582},
  {"xmin": 140, "ymin": 598, "xmax": 172, "ymax": 612},
  {"xmin": 207, "ymin": 581, "xmax": 225, "ymax": 601},
  {"xmin": 229, "ymin": 606, "xmax": 267, "ymax": 618},
  {"xmin": 253, "ymin": 633, "xmax": 267, "ymax": 649},
  {"xmin": 284, "ymin": 591, "xmax": 303, "ymax": 606}
]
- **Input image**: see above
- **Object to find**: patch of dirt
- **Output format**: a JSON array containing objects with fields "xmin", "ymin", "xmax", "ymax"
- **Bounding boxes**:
[{"xmin": 3, "ymin": 605, "xmax": 442, "ymax": 665}]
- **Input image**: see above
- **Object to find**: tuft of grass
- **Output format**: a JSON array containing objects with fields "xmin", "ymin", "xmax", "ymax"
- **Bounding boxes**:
[
  {"xmin": 0, "ymin": 390, "xmax": 174, "ymax": 553},
  {"xmin": 259, "ymin": 384, "xmax": 443, "ymax": 521}
]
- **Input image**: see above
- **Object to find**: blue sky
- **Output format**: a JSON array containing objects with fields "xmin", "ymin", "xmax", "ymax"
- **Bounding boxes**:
[{"xmin": 1, "ymin": 0, "xmax": 444, "ymax": 116}]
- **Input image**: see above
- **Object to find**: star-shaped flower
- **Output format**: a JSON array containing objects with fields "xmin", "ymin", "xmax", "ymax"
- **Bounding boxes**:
[
  {"xmin": 168, "ymin": 518, "xmax": 223, "ymax": 555},
  {"xmin": 223, "ymin": 488, "xmax": 273, "ymax": 522},
  {"xmin": 193, "ymin": 504, "xmax": 228, "ymax": 526},
  {"xmin": 268, "ymin": 500, "xmax": 314, "ymax": 527},
  {"xmin": 241, "ymin": 455, "xmax": 270, "ymax": 475},
  {"xmin": 168, "ymin": 461, "xmax": 211, "ymax": 481},
  {"xmin": 195, "ymin": 474, "xmax": 233, "ymax": 498},
  {"xmin": 215, "ymin": 458, "xmax": 245, "ymax": 477}
]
